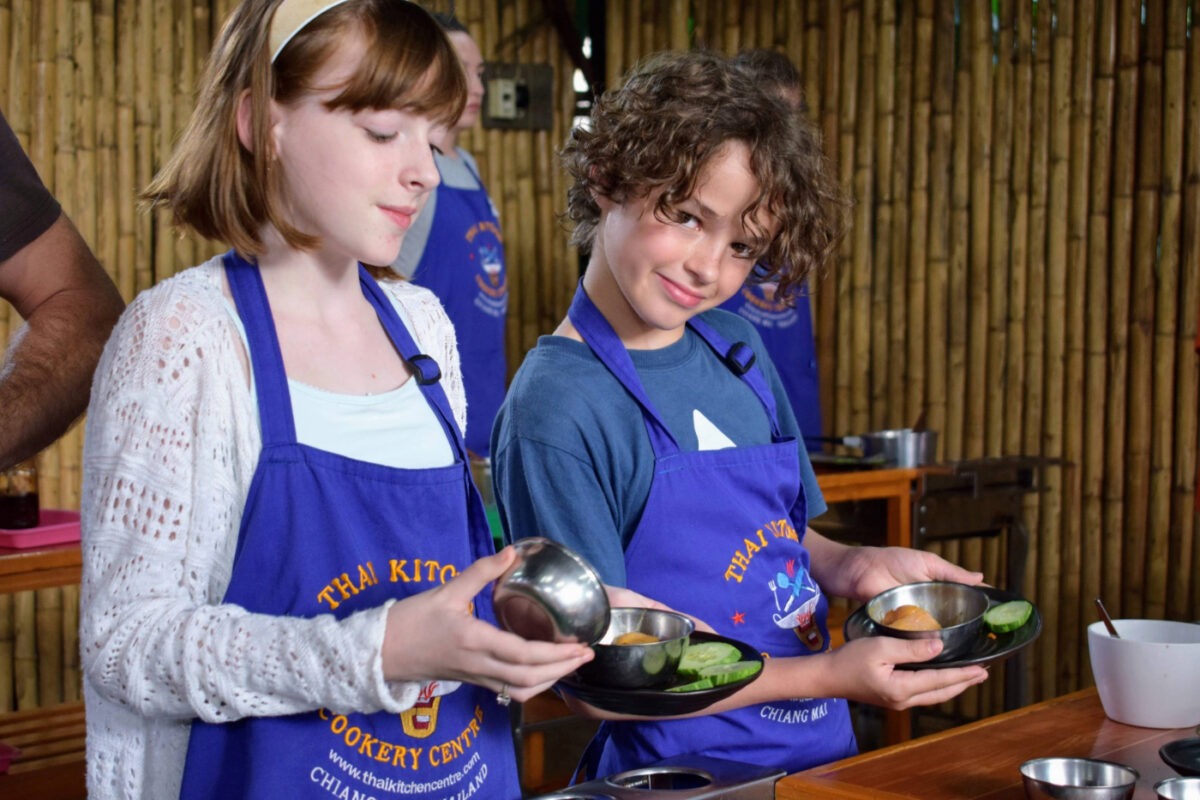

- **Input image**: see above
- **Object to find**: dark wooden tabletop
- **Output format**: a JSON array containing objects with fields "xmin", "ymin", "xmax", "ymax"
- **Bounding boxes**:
[{"xmin": 776, "ymin": 688, "xmax": 1197, "ymax": 800}]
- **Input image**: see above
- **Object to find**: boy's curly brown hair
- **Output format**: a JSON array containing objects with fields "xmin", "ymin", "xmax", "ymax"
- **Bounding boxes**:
[{"xmin": 561, "ymin": 49, "xmax": 847, "ymax": 301}]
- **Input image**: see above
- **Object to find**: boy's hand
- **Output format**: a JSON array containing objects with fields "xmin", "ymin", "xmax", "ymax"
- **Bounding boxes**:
[
  {"xmin": 603, "ymin": 585, "xmax": 717, "ymax": 634},
  {"xmin": 822, "ymin": 636, "xmax": 989, "ymax": 709}
]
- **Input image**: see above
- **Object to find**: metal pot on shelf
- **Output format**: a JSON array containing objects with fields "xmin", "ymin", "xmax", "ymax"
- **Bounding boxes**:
[{"xmin": 808, "ymin": 428, "xmax": 939, "ymax": 467}]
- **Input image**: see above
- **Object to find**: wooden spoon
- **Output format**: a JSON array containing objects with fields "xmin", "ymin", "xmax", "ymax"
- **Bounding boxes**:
[{"xmin": 1095, "ymin": 597, "xmax": 1121, "ymax": 638}]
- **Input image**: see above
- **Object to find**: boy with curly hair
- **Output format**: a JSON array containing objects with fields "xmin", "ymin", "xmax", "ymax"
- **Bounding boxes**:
[{"xmin": 492, "ymin": 50, "xmax": 988, "ymax": 776}]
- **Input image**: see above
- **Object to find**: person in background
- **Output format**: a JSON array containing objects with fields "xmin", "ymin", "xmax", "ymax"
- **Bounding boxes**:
[
  {"xmin": 392, "ymin": 12, "xmax": 507, "ymax": 461},
  {"xmin": 78, "ymin": 2, "xmax": 594, "ymax": 798},
  {"xmin": 492, "ymin": 50, "xmax": 989, "ymax": 780},
  {"xmin": 717, "ymin": 48, "xmax": 826, "ymax": 446},
  {"xmin": 0, "ymin": 108, "xmax": 125, "ymax": 471}
]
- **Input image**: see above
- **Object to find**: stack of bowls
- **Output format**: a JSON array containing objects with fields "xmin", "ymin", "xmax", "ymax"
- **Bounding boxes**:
[{"xmin": 1019, "ymin": 758, "xmax": 1138, "ymax": 800}]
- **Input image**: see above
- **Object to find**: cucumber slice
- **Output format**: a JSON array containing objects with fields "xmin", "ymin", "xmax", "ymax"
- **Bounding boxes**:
[
  {"xmin": 666, "ymin": 677, "xmax": 715, "ymax": 692},
  {"xmin": 677, "ymin": 641, "xmax": 741, "ymax": 679},
  {"xmin": 983, "ymin": 600, "xmax": 1033, "ymax": 633},
  {"xmin": 699, "ymin": 660, "xmax": 762, "ymax": 686}
]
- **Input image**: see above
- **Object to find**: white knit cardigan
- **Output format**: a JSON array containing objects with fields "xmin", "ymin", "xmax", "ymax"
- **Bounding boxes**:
[{"xmin": 78, "ymin": 257, "xmax": 467, "ymax": 799}]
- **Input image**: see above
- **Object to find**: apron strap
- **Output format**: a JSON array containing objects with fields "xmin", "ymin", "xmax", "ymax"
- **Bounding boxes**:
[
  {"xmin": 687, "ymin": 315, "xmax": 784, "ymax": 440},
  {"xmin": 571, "ymin": 720, "xmax": 612, "ymax": 785},
  {"xmin": 567, "ymin": 282, "xmax": 680, "ymax": 455},
  {"xmin": 356, "ymin": 266, "xmax": 471, "ymax": 465},
  {"xmin": 223, "ymin": 251, "xmax": 298, "ymax": 446},
  {"xmin": 567, "ymin": 280, "xmax": 786, "ymax": 452}
]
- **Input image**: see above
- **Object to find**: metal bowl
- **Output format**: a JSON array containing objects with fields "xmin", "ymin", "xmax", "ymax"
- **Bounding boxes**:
[
  {"xmin": 1019, "ymin": 758, "xmax": 1138, "ymax": 800},
  {"xmin": 575, "ymin": 608, "xmax": 694, "ymax": 689},
  {"xmin": 1157, "ymin": 777, "xmax": 1200, "ymax": 800},
  {"xmin": 865, "ymin": 581, "xmax": 990, "ymax": 660},
  {"xmin": 492, "ymin": 537, "xmax": 610, "ymax": 644}
]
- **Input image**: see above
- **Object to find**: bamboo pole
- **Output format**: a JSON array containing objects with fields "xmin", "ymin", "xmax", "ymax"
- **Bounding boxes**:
[
  {"xmin": 1178, "ymin": 0, "xmax": 1200, "ymax": 620},
  {"xmin": 964, "ymin": 0, "xmax": 990, "ymax": 463},
  {"xmin": 905, "ymin": 0, "xmax": 931, "ymax": 443},
  {"xmin": 1057, "ymin": 0, "xmax": 1094, "ymax": 693},
  {"xmin": 815, "ymin": 0, "xmax": 839, "ymax": 436},
  {"xmin": 1039, "ymin": 0, "xmax": 1073, "ymax": 696},
  {"xmin": 35, "ymin": 588, "xmax": 62, "ymax": 706},
  {"xmin": 0, "ymin": 594, "xmax": 12, "ymax": 712},
  {"xmin": 61, "ymin": 584, "xmax": 80, "ymax": 701},
  {"xmin": 1004, "ymin": 2, "xmax": 1032, "ymax": 462},
  {"xmin": 1147, "ymin": 0, "xmax": 1185, "ymax": 622},
  {"xmin": 1102, "ymin": 0, "xmax": 1140, "ymax": 621},
  {"xmin": 860, "ymin": 0, "xmax": 891, "ymax": 429},
  {"xmin": 13, "ymin": 591, "xmax": 36, "ymax": 709},
  {"xmin": 1082, "ymin": 0, "xmax": 1117, "ymax": 684},
  {"xmin": 945, "ymin": 0, "xmax": 969, "ymax": 464},
  {"xmin": 925, "ymin": 0, "xmax": 952, "ymax": 466},
  {"xmin": 1023, "ymin": 0, "xmax": 1052, "ymax": 700},
  {"xmin": 873, "ymin": 0, "xmax": 900, "ymax": 426},
  {"xmin": 1124, "ymin": 0, "xmax": 1162, "ymax": 620},
  {"xmin": 847, "ymin": 1, "xmax": 872, "ymax": 436}
]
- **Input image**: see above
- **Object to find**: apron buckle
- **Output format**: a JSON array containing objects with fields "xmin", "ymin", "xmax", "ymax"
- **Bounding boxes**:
[
  {"xmin": 407, "ymin": 354, "xmax": 442, "ymax": 385},
  {"xmin": 723, "ymin": 342, "xmax": 757, "ymax": 376}
]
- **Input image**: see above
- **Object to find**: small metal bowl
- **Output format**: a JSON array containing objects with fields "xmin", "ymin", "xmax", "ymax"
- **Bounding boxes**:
[
  {"xmin": 1156, "ymin": 777, "xmax": 1200, "ymax": 800},
  {"xmin": 866, "ymin": 581, "xmax": 990, "ymax": 660},
  {"xmin": 1019, "ymin": 757, "xmax": 1139, "ymax": 800},
  {"xmin": 575, "ymin": 608, "xmax": 694, "ymax": 689},
  {"xmin": 492, "ymin": 537, "xmax": 610, "ymax": 644}
]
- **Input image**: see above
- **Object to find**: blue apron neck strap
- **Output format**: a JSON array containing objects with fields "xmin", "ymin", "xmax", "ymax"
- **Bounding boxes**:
[
  {"xmin": 356, "ymin": 266, "xmax": 470, "ymax": 463},
  {"xmin": 223, "ymin": 251, "xmax": 297, "ymax": 446},
  {"xmin": 566, "ymin": 281, "xmax": 679, "ymax": 454},
  {"xmin": 686, "ymin": 315, "xmax": 784, "ymax": 438}
]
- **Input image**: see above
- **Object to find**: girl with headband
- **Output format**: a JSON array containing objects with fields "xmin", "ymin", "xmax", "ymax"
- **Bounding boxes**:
[{"xmin": 78, "ymin": 2, "xmax": 596, "ymax": 797}]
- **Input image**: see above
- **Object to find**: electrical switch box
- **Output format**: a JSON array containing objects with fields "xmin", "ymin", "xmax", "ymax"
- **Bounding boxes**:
[
  {"xmin": 482, "ymin": 63, "xmax": 554, "ymax": 131},
  {"xmin": 488, "ymin": 78, "xmax": 519, "ymax": 120}
]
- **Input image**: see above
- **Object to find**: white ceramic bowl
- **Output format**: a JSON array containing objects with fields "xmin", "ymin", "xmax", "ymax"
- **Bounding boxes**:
[{"xmin": 1087, "ymin": 619, "xmax": 1200, "ymax": 729}]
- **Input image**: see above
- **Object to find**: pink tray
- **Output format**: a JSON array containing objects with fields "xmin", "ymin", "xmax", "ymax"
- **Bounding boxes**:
[
  {"xmin": 0, "ymin": 741, "xmax": 21, "ymax": 773},
  {"xmin": 0, "ymin": 510, "xmax": 81, "ymax": 549}
]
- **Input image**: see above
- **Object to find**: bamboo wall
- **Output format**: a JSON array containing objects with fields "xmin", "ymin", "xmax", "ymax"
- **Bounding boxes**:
[{"xmin": 0, "ymin": 0, "xmax": 1196, "ymax": 724}]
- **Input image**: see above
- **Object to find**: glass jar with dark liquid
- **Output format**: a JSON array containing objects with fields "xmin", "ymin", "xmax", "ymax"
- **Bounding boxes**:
[{"xmin": 0, "ymin": 459, "xmax": 39, "ymax": 529}]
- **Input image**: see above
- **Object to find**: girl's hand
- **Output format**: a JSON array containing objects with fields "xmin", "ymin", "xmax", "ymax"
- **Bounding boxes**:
[
  {"xmin": 821, "ymin": 636, "xmax": 989, "ymax": 709},
  {"xmin": 381, "ymin": 547, "xmax": 594, "ymax": 703}
]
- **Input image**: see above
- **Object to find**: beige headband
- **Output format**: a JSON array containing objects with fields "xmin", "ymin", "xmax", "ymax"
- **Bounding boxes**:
[{"xmin": 269, "ymin": 0, "xmax": 353, "ymax": 62}]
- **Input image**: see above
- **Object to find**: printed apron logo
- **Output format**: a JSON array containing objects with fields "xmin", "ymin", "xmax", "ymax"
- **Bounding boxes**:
[
  {"xmin": 771, "ymin": 560, "xmax": 824, "ymax": 652},
  {"xmin": 466, "ymin": 220, "xmax": 507, "ymax": 316},
  {"xmin": 401, "ymin": 683, "xmax": 443, "ymax": 738},
  {"xmin": 723, "ymin": 518, "xmax": 824, "ymax": 652}
]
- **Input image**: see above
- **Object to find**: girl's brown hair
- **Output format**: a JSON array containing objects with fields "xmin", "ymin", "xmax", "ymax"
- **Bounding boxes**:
[
  {"xmin": 143, "ymin": 0, "xmax": 466, "ymax": 258},
  {"xmin": 562, "ymin": 50, "xmax": 847, "ymax": 302}
]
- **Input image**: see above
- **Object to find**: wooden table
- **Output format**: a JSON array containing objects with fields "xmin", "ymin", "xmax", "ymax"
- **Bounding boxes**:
[
  {"xmin": 815, "ymin": 467, "xmax": 924, "ymax": 550},
  {"xmin": 0, "ymin": 540, "xmax": 81, "ymax": 594},
  {"xmin": 776, "ymin": 687, "xmax": 1197, "ymax": 800}
]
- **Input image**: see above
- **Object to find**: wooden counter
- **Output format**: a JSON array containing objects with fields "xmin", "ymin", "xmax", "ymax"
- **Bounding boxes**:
[
  {"xmin": 0, "ymin": 540, "xmax": 81, "ymax": 594},
  {"xmin": 776, "ymin": 687, "xmax": 1196, "ymax": 800}
]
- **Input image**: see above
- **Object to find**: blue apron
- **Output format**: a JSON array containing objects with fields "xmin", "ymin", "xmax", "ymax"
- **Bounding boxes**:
[
  {"xmin": 718, "ymin": 283, "xmax": 822, "ymax": 446},
  {"xmin": 179, "ymin": 252, "xmax": 519, "ymax": 800},
  {"xmin": 568, "ymin": 284, "xmax": 856, "ymax": 777},
  {"xmin": 411, "ymin": 157, "xmax": 507, "ymax": 458}
]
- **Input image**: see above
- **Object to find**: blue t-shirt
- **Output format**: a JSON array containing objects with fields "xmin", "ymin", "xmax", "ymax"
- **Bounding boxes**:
[{"xmin": 490, "ymin": 308, "xmax": 826, "ymax": 586}]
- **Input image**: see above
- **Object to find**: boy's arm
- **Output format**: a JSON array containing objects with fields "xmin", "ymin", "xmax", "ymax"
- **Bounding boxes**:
[
  {"xmin": 492, "ymin": 433, "xmax": 630, "ymax": 587},
  {"xmin": 562, "ymin": 633, "xmax": 988, "ymax": 720}
]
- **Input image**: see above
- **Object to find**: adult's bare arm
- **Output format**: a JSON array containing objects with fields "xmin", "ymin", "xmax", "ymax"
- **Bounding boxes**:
[{"xmin": 0, "ymin": 212, "xmax": 125, "ymax": 468}]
